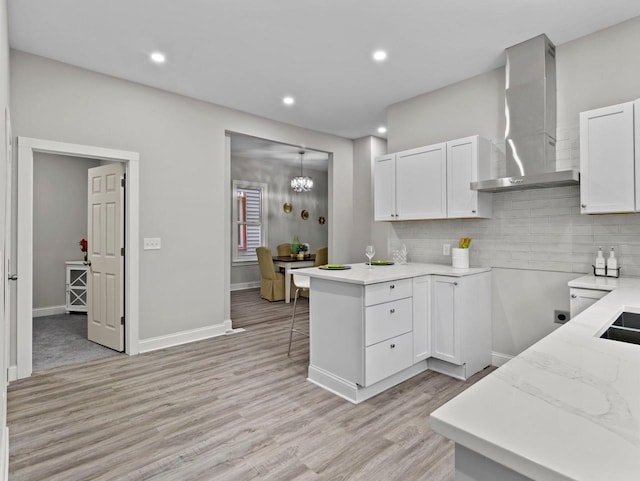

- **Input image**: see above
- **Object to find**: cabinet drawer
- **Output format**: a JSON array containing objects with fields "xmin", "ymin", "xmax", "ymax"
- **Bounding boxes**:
[
  {"xmin": 364, "ymin": 279, "xmax": 412, "ymax": 306},
  {"xmin": 365, "ymin": 298, "xmax": 412, "ymax": 346},
  {"xmin": 364, "ymin": 332, "xmax": 413, "ymax": 386}
]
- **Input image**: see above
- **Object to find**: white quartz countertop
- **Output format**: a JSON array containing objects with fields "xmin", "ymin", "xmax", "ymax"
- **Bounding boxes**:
[
  {"xmin": 292, "ymin": 262, "xmax": 491, "ymax": 285},
  {"xmin": 431, "ymin": 275, "xmax": 640, "ymax": 481}
]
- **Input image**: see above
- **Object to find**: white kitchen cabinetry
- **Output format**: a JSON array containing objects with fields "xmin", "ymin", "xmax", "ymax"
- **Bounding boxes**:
[
  {"xmin": 65, "ymin": 261, "xmax": 88, "ymax": 313},
  {"xmin": 374, "ymin": 144, "xmax": 447, "ymax": 221},
  {"xmin": 569, "ymin": 287, "xmax": 609, "ymax": 319},
  {"xmin": 580, "ymin": 100, "xmax": 639, "ymax": 214},
  {"xmin": 373, "ymin": 154, "xmax": 396, "ymax": 220},
  {"xmin": 412, "ymin": 276, "xmax": 432, "ymax": 363},
  {"xmin": 430, "ymin": 273, "xmax": 492, "ymax": 380},
  {"xmin": 447, "ymin": 136, "xmax": 492, "ymax": 219},
  {"xmin": 308, "ymin": 267, "xmax": 492, "ymax": 403},
  {"xmin": 374, "ymin": 135, "xmax": 491, "ymax": 221}
]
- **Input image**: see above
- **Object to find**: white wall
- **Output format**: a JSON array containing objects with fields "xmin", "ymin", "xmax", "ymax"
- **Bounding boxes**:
[
  {"xmin": 0, "ymin": 0, "xmax": 9, "ymax": 473},
  {"xmin": 230, "ymin": 155, "xmax": 328, "ymax": 287},
  {"xmin": 10, "ymin": 50, "xmax": 354, "ymax": 352},
  {"xmin": 386, "ymin": 16, "xmax": 640, "ymax": 357},
  {"xmin": 33, "ymin": 153, "xmax": 101, "ymax": 309}
]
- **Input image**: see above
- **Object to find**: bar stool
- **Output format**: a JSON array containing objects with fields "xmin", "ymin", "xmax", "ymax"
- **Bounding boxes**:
[{"xmin": 287, "ymin": 273, "xmax": 310, "ymax": 356}]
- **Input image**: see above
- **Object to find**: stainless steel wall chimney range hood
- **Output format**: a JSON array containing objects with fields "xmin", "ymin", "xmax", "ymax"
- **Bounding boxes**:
[{"xmin": 471, "ymin": 34, "xmax": 579, "ymax": 192}]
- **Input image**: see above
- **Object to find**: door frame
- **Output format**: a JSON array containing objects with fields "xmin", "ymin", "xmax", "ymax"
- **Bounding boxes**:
[{"xmin": 16, "ymin": 137, "xmax": 140, "ymax": 379}]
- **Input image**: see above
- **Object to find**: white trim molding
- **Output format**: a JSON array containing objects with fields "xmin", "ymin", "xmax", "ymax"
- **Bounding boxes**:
[
  {"xmin": 16, "ymin": 137, "xmax": 140, "ymax": 379},
  {"xmin": 491, "ymin": 351, "xmax": 514, "ymax": 368},
  {"xmin": 32, "ymin": 305, "xmax": 66, "ymax": 318},
  {"xmin": 138, "ymin": 320, "xmax": 237, "ymax": 353},
  {"xmin": 7, "ymin": 366, "xmax": 16, "ymax": 382}
]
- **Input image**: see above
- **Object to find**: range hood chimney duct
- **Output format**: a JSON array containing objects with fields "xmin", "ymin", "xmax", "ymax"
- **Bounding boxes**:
[{"xmin": 471, "ymin": 34, "xmax": 579, "ymax": 192}]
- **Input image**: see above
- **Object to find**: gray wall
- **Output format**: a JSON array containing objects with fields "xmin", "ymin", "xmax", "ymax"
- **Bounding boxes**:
[
  {"xmin": 33, "ymin": 153, "xmax": 101, "ymax": 309},
  {"xmin": 230, "ymin": 155, "xmax": 328, "ymax": 287},
  {"xmin": 352, "ymin": 136, "xmax": 388, "ymax": 261},
  {"xmin": 386, "ymin": 16, "xmax": 640, "ymax": 357},
  {"xmin": 1, "ymin": 0, "xmax": 9, "ymax": 438},
  {"xmin": 10, "ymin": 50, "xmax": 355, "ymax": 354}
]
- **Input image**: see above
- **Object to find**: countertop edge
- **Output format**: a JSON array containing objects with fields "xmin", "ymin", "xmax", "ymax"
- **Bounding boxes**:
[{"xmin": 293, "ymin": 263, "xmax": 491, "ymax": 285}]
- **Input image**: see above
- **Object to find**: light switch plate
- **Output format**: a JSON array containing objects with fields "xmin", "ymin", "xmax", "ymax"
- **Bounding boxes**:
[
  {"xmin": 144, "ymin": 237, "xmax": 161, "ymax": 250},
  {"xmin": 443, "ymin": 243, "xmax": 451, "ymax": 256}
]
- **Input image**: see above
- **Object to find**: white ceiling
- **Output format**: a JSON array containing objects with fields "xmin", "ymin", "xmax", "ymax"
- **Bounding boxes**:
[{"xmin": 8, "ymin": 1, "xmax": 640, "ymax": 139}]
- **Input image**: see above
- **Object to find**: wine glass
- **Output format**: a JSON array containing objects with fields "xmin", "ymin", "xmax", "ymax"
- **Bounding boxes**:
[{"xmin": 365, "ymin": 245, "xmax": 375, "ymax": 269}]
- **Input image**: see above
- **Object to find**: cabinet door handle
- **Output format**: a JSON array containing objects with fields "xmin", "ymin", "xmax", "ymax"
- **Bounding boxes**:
[
  {"xmin": 471, "ymin": 210, "xmax": 476, "ymax": 214},
  {"xmin": 389, "ymin": 284, "xmax": 395, "ymax": 289},
  {"xmin": 453, "ymin": 282, "xmax": 458, "ymax": 286},
  {"xmin": 571, "ymin": 294, "xmax": 577, "ymax": 298},
  {"xmin": 390, "ymin": 308, "xmax": 395, "ymax": 314},
  {"xmin": 390, "ymin": 343, "xmax": 396, "ymax": 349},
  {"xmin": 581, "ymin": 204, "xmax": 586, "ymax": 208},
  {"xmin": 7, "ymin": 274, "xmax": 17, "ymax": 281}
]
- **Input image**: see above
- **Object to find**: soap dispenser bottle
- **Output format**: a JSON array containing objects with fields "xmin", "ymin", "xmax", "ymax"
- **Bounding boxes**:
[
  {"xmin": 607, "ymin": 247, "xmax": 618, "ymax": 277},
  {"xmin": 595, "ymin": 247, "xmax": 606, "ymax": 276}
]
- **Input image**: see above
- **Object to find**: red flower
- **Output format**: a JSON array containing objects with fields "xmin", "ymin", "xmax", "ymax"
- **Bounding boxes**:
[{"xmin": 79, "ymin": 238, "xmax": 88, "ymax": 253}]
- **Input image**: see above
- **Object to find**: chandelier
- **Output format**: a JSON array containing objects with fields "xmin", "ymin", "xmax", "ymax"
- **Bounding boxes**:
[{"xmin": 290, "ymin": 150, "xmax": 313, "ymax": 192}]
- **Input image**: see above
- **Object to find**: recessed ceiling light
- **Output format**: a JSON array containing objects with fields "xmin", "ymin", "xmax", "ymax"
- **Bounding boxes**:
[
  {"xmin": 378, "ymin": 126, "xmax": 387, "ymax": 134},
  {"xmin": 150, "ymin": 52, "xmax": 166, "ymax": 64},
  {"xmin": 373, "ymin": 50, "xmax": 387, "ymax": 62},
  {"xmin": 283, "ymin": 96, "xmax": 295, "ymax": 106}
]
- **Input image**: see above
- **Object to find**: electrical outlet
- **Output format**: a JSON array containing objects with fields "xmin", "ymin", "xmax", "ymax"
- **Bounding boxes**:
[
  {"xmin": 554, "ymin": 310, "xmax": 570, "ymax": 324},
  {"xmin": 144, "ymin": 237, "xmax": 161, "ymax": 250},
  {"xmin": 443, "ymin": 243, "xmax": 451, "ymax": 256}
]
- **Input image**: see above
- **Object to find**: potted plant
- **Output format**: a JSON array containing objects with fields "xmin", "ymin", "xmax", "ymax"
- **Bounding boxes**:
[{"xmin": 297, "ymin": 243, "xmax": 308, "ymax": 259}]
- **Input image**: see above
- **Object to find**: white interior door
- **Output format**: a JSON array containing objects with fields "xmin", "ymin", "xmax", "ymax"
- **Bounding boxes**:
[{"xmin": 87, "ymin": 163, "xmax": 125, "ymax": 351}]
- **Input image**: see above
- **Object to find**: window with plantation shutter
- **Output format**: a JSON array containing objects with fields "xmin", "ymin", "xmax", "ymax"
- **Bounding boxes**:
[{"xmin": 232, "ymin": 181, "xmax": 268, "ymax": 262}]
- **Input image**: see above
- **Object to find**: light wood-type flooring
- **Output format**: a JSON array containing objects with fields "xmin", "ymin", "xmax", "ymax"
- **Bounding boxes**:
[{"xmin": 8, "ymin": 288, "xmax": 494, "ymax": 481}]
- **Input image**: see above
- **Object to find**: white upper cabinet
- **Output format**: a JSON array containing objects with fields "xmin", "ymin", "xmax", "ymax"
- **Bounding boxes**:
[
  {"xmin": 447, "ymin": 136, "xmax": 492, "ymax": 219},
  {"xmin": 374, "ymin": 135, "xmax": 492, "ymax": 221},
  {"xmin": 580, "ymin": 101, "xmax": 637, "ymax": 214},
  {"xmin": 396, "ymin": 144, "xmax": 447, "ymax": 220},
  {"xmin": 374, "ymin": 154, "xmax": 396, "ymax": 221}
]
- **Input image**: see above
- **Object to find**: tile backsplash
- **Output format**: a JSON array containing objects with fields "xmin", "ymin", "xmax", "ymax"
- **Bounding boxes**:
[{"xmin": 389, "ymin": 125, "xmax": 640, "ymax": 277}]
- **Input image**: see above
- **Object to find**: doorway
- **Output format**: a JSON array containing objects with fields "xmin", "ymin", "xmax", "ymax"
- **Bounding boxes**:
[
  {"xmin": 15, "ymin": 137, "xmax": 140, "ymax": 379},
  {"xmin": 31, "ymin": 154, "xmax": 123, "ymax": 371}
]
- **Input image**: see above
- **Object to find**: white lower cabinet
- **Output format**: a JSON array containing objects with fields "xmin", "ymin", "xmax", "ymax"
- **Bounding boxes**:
[
  {"xmin": 365, "ymin": 332, "xmax": 413, "ymax": 386},
  {"xmin": 429, "ymin": 273, "xmax": 492, "ymax": 380},
  {"xmin": 412, "ymin": 276, "xmax": 432, "ymax": 362},
  {"xmin": 308, "ymin": 270, "xmax": 491, "ymax": 403},
  {"xmin": 570, "ymin": 287, "xmax": 609, "ymax": 318},
  {"xmin": 432, "ymin": 276, "xmax": 460, "ymax": 364}
]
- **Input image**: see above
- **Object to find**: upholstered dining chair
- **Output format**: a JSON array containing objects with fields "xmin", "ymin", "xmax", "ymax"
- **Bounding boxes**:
[
  {"xmin": 314, "ymin": 246, "xmax": 328, "ymax": 266},
  {"xmin": 256, "ymin": 246, "xmax": 287, "ymax": 301},
  {"xmin": 277, "ymin": 243, "xmax": 292, "ymax": 257},
  {"xmin": 288, "ymin": 272, "xmax": 310, "ymax": 356}
]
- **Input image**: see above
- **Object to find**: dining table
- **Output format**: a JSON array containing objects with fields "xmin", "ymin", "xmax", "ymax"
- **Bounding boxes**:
[{"xmin": 272, "ymin": 254, "xmax": 316, "ymax": 303}]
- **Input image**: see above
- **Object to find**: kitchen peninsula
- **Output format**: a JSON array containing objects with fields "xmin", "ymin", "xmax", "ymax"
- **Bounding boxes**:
[
  {"xmin": 431, "ymin": 276, "xmax": 640, "ymax": 481},
  {"xmin": 295, "ymin": 263, "xmax": 492, "ymax": 404}
]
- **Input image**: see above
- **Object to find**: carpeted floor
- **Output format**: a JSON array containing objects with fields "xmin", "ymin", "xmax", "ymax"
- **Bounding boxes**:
[{"xmin": 32, "ymin": 313, "xmax": 123, "ymax": 372}]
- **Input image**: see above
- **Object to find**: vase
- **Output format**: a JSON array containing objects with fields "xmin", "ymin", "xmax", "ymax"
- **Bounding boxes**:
[{"xmin": 291, "ymin": 235, "xmax": 301, "ymax": 255}]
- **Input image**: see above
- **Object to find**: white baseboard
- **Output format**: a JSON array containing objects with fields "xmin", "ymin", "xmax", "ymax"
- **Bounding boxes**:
[
  {"xmin": 491, "ymin": 351, "xmax": 514, "ymax": 367},
  {"xmin": 138, "ymin": 320, "xmax": 239, "ymax": 353},
  {"xmin": 7, "ymin": 366, "xmax": 16, "ymax": 382},
  {"xmin": 230, "ymin": 281, "xmax": 260, "ymax": 291},
  {"xmin": 32, "ymin": 305, "xmax": 66, "ymax": 318}
]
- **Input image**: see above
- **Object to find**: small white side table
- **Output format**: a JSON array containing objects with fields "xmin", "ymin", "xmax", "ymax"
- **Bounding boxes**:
[{"xmin": 65, "ymin": 261, "xmax": 88, "ymax": 312}]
